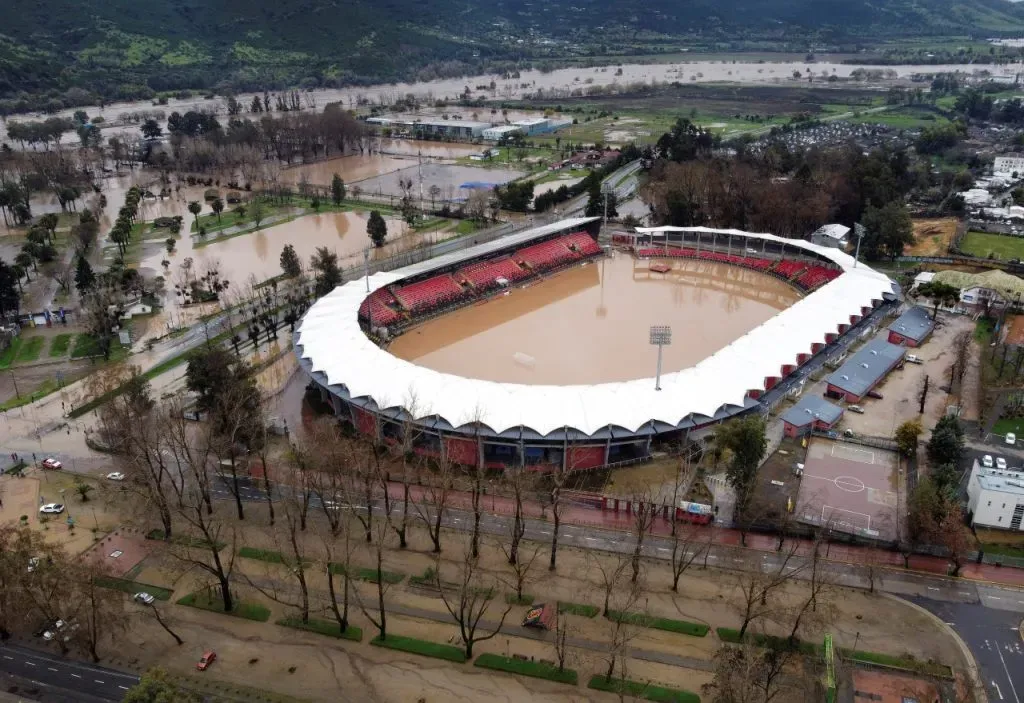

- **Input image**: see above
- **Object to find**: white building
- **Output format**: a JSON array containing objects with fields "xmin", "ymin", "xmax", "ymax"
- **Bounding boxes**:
[
  {"xmin": 810, "ymin": 224, "xmax": 851, "ymax": 249},
  {"xmin": 513, "ymin": 118, "xmax": 550, "ymax": 136},
  {"xmin": 967, "ymin": 461, "xmax": 1024, "ymax": 531},
  {"xmin": 482, "ymin": 125, "xmax": 523, "ymax": 141},
  {"xmin": 994, "ymin": 155, "xmax": 1024, "ymax": 176}
]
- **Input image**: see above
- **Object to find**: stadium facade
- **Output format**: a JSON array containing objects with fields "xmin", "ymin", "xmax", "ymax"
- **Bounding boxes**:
[{"xmin": 295, "ymin": 219, "xmax": 898, "ymax": 471}]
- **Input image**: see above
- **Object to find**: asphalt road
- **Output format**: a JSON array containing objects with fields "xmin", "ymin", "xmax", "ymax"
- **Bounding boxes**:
[
  {"xmin": 0, "ymin": 643, "xmax": 138, "ymax": 702},
  {"xmin": 911, "ymin": 597, "xmax": 1023, "ymax": 703}
]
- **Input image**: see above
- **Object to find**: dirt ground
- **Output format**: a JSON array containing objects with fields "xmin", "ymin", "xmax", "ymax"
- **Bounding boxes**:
[
  {"xmin": 850, "ymin": 669, "xmax": 941, "ymax": 703},
  {"xmin": 0, "ymin": 468, "xmax": 121, "ymax": 554},
  {"xmin": 905, "ymin": 218, "xmax": 960, "ymax": 257},
  {"xmin": 101, "ymin": 503, "xmax": 967, "ymax": 703},
  {"xmin": 839, "ymin": 313, "xmax": 980, "ymax": 438}
]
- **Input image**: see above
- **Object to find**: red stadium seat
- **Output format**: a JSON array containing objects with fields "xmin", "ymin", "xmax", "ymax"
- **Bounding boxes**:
[{"xmin": 394, "ymin": 274, "xmax": 468, "ymax": 313}]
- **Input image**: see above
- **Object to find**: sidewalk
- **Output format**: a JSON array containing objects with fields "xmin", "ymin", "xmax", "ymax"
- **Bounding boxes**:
[{"xmin": 383, "ymin": 481, "xmax": 1024, "ymax": 590}]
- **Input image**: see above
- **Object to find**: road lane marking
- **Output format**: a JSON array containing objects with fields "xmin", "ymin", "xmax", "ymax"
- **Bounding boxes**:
[
  {"xmin": 94, "ymin": 679, "xmax": 104, "ymax": 684},
  {"xmin": 991, "ymin": 596, "xmax": 1002, "ymax": 600},
  {"xmin": 997, "ymin": 645, "xmax": 1021, "ymax": 703},
  {"xmin": 23, "ymin": 662, "xmax": 35, "ymax": 666},
  {"xmin": 119, "ymin": 686, "xmax": 129, "ymax": 690},
  {"xmin": 47, "ymin": 667, "xmax": 58, "ymax": 672},
  {"xmin": 994, "ymin": 682, "xmax": 1004, "ymax": 700},
  {"xmin": 928, "ymin": 587, "xmax": 940, "ymax": 591},
  {"xmin": 2, "ymin": 656, "xmax": 11, "ymax": 660},
  {"xmin": 71, "ymin": 674, "xmax": 81, "ymax": 678}
]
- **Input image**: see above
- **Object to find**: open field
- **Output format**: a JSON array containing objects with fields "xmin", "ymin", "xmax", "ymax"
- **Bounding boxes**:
[
  {"xmin": 959, "ymin": 231, "xmax": 1024, "ymax": 260},
  {"xmin": 906, "ymin": 218, "xmax": 959, "ymax": 256}
]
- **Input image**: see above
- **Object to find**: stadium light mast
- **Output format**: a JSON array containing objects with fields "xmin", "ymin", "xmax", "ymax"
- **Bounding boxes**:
[
  {"xmin": 853, "ymin": 223, "xmax": 866, "ymax": 268},
  {"xmin": 649, "ymin": 325, "xmax": 672, "ymax": 391}
]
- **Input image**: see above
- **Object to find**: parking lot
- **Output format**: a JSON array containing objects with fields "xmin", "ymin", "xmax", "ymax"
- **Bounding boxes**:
[{"xmin": 838, "ymin": 313, "xmax": 979, "ymax": 437}]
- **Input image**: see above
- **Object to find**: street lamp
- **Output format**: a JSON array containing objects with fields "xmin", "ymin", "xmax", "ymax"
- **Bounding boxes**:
[{"xmin": 649, "ymin": 325, "xmax": 672, "ymax": 391}]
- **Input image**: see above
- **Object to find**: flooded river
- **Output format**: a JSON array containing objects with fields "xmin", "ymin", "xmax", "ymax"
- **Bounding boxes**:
[
  {"xmin": 388, "ymin": 251, "xmax": 801, "ymax": 385},
  {"xmin": 4, "ymin": 58, "xmax": 1018, "ymax": 146}
]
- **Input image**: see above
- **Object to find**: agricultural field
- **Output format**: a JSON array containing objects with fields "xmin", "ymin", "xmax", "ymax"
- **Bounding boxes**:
[{"xmin": 959, "ymin": 231, "xmax": 1024, "ymax": 260}]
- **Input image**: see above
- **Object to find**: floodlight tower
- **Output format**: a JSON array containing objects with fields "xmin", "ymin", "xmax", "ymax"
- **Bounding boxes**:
[{"xmin": 650, "ymin": 325, "xmax": 672, "ymax": 391}]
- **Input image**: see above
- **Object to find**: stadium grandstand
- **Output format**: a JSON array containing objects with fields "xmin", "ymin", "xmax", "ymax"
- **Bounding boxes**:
[{"xmin": 297, "ymin": 220, "xmax": 898, "ymax": 473}]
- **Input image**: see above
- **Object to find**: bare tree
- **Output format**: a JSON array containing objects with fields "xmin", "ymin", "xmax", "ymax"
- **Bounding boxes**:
[
  {"xmin": 242, "ymin": 496, "xmax": 312, "ymax": 622},
  {"xmin": 318, "ymin": 506, "xmax": 356, "ymax": 635},
  {"xmin": 355, "ymin": 513, "xmax": 394, "ymax": 640},
  {"xmin": 548, "ymin": 460, "xmax": 569, "ymax": 571},
  {"xmin": 951, "ymin": 331, "xmax": 972, "ymax": 387},
  {"xmin": 501, "ymin": 541, "xmax": 542, "ymax": 604},
  {"xmin": 435, "ymin": 540, "xmax": 512, "ymax": 658},
  {"xmin": 703, "ymin": 641, "xmax": 800, "ymax": 703},
  {"xmin": 413, "ymin": 450, "xmax": 455, "ymax": 553},
  {"xmin": 599, "ymin": 579, "xmax": 643, "ymax": 684},
  {"xmin": 629, "ymin": 490, "xmax": 659, "ymax": 584},
  {"xmin": 551, "ymin": 606, "xmax": 577, "ymax": 675},
  {"xmin": 70, "ymin": 563, "xmax": 128, "ymax": 663},
  {"xmin": 589, "ymin": 551, "xmax": 631, "ymax": 617},
  {"xmin": 505, "ymin": 467, "xmax": 535, "ymax": 566},
  {"xmin": 732, "ymin": 540, "xmax": 803, "ymax": 638},
  {"xmin": 144, "ymin": 602, "xmax": 184, "ymax": 646}
]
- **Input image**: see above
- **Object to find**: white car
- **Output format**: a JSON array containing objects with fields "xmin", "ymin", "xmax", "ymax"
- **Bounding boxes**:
[
  {"xmin": 1006, "ymin": 432, "xmax": 1016, "ymax": 446},
  {"xmin": 982, "ymin": 455, "xmax": 994, "ymax": 468},
  {"xmin": 133, "ymin": 592, "xmax": 155, "ymax": 605},
  {"xmin": 106, "ymin": 472, "xmax": 125, "ymax": 481},
  {"xmin": 42, "ymin": 620, "xmax": 65, "ymax": 641},
  {"xmin": 997, "ymin": 457, "xmax": 1008, "ymax": 470},
  {"xmin": 40, "ymin": 458, "xmax": 62, "ymax": 470},
  {"xmin": 39, "ymin": 503, "xmax": 64, "ymax": 515}
]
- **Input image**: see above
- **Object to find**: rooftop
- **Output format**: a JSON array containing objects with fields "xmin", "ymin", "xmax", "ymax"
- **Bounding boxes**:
[
  {"xmin": 813, "ymin": 224, "xmax": 851, "ymax": 240},
  {"xmin": 826, "ymin": 338, "xmax": 905, "ymax": 396},
  {"xmin": 976, "ymin": 465, "xmax": 1024, "ymax": 495},
  {"xmin": 781, "ymin": 395, "xmax": 844, "ymax": 428},
  {"xmin": 888, "ymin": 306, "xmax": 934, "ymax": 343},
  {"xmin": 934, "ymin": 269, "xmax": 1024, "ymax": 300}
]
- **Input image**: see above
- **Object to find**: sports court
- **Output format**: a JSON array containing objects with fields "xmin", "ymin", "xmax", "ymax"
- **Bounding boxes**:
[{"xmin": 795, "ymin": 438, "xmax": 900, "ymax": 541}]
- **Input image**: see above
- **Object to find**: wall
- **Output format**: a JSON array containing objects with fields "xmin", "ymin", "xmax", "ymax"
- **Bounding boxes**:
[
  {"xmin": 970, "ymin": 491, "xmax": 1024, "ymax": 530},
  {"xmin": 444, "ymin": 436, "xmax": 480, "ymax": 467}
]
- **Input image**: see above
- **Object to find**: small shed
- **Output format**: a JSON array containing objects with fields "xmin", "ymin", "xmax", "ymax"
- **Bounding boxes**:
[
  {"xmin": 781, "ymin": 396, "xmax": 844, "ymax": 438},
  {"xmin": 887, "ymin": 306, "xmax": 934, "ymax": 347}
]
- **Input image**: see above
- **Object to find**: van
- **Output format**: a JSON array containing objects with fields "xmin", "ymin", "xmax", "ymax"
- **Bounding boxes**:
[{"xmin": 905, "ymin": 354, "xmax": 923, "ymax": 365}]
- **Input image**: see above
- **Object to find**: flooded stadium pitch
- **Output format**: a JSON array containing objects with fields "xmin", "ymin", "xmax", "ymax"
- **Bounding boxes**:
[{"xmin": 387, "ymin": 251, "xmax": 801, "ymax": 385}]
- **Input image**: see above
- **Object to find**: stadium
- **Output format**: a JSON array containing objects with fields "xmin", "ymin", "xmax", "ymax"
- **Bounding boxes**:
[{"xmin": 295, "ymin": 217, "xmax": 898, "ymax": 471}]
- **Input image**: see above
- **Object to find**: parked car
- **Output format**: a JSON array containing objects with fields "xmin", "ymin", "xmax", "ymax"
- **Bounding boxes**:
[
  {"xmin": 982, "ymin": 454, "xmax": 994, "ymax": 468},
  {"xmin": 197, "ymin": 651, "xmax": 217, "ymax": 671},
  {"xmin": 848, "ymin": 405, "xmax": 865, "ymax": 414},
  {"xmin": 106, "ymin": 472, "xmax": 125, "ymax": 481},
  {"xmin": 866, "ymin": 390, "xmax": 884, "ymax": 400},
  {"xmin": 1006, "ymin": 432, "xmax": 1016, "ymax": 446},
  {"xmin": 996, "ymin": 457, "xmax": 1008, "ymax": 470},
  {"xmin": 42, "ymin": 620, "xmax": 66, "ymax": 641},
  {"xmin": 133, "ymin": 592, "xmax": 155, "ymax": 605},
  {"xmin": 40, "ymin": 458, "xmax": 62, "ymax": 470},
  {"xmin": 39, "ymin": 503, "xmax": 64, "ymax": 515},
  {"xmin": 905, "ymin": 354, "xmax": 923, "ymax": 365}
]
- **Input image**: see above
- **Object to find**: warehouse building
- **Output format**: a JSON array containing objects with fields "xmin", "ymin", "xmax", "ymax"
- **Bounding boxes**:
[
  {"xmin": 482, "ymin": 125, "xmax": 523, "ymax": 141},
  {"xmin": 781, "ymin": 395, "xmax": 844, "ymax": 438},
  {"xmin": 825, "ymin": 339, "xmax": 905, "ymax": 403},
  {"xmin": 886, "ymin": 306, "xmax": 934, "ymax": 347}
]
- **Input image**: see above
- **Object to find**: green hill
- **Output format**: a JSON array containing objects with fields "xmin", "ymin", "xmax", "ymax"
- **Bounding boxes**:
[{"xmin": 2, "ymin": 0, "xmax": 1024, "ymax": 108}]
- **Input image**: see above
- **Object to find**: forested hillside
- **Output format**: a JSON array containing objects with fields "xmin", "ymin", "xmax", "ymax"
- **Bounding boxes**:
[{"xmin": 2, "ymin": 0, "xmax": 1024, "ymax": 111}]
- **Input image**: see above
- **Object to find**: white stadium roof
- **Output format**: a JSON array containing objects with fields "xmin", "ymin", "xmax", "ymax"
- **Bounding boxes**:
[{"xmin": 296, "ymin": 224, "xmax": 896, "ymax": 438}]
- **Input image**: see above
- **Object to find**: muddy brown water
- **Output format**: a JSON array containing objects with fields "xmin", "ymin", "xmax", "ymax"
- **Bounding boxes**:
[{"xmin": 388, "ymin": 252, "xmax": 801, "ymax": 385}]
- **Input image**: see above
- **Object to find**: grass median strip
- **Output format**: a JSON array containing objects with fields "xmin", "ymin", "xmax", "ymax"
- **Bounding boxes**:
[
  {"xmin": 177, "ymin": 590, "xmax": 271, "ymax": 622},
  {"xmin": 715, "ymin": 628, "xmax": 952, "ymax": 677},
  {"xmin": 93, "ymin": 576, "xmax": 173, "ymax": 601},
  {"xmin": 15, "ymin": 336, "xmax": 44, "ymax": 363},
  {"xmin": 370, "ymin": 634, "xmax": 467, "ymax": 663},
  {"xmin": 276, "ymin": 616, "xmax": 362, "ymax": 642},
  {"xmin": 49, "ymin": 333, "xmax": 73, "ymax": 358},
  {"xmin": 239, "ymin": 546, "xmax": 310, "ymax": 567},
  {"xmin": 587, "ymin": 675, "xmax": 700, "ymax": 703},
  {"xmin": 474, "ymin": 653, "xmax": 578, "ymax": 685},
  {"xmin": 557, "ymin": 601, "xmax": 600, "ymax": 618},
  {"xmin": 329, "ymin": 563, "xmax": 404, "ymax": 584},
  {"xmin": 606, "ymin": 609, "xmax": 709, "ymax": 637}
]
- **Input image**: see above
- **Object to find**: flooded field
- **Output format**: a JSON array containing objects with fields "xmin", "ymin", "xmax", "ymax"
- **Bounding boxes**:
[
  {"xmin": 7, "ymin": 58, "xmax": 1012, "ymax": 147},
  {"xmin": 353, "ymin": 163, "xmax": 528, "ymax": 199},
  {"xmin": 388, "ymin": 252, "xmax": 801, "ymax": 384},
  {"xmin": 281, "ymin": 153, "xmax": 410, "ymax": 187},
  {"xmin": 140, "ymin": 209, "xmax": 414, "ymax": 301}
]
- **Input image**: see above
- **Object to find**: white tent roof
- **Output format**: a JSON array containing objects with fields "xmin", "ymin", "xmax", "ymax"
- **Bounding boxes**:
[{"xmin": 296, "ymin": 226, "xmax": 895, "ymax": 437}]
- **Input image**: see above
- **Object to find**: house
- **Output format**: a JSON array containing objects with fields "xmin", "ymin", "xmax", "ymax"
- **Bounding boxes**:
[
  {"xmin": 825, "ymin": 339, "xmax": 905, "ymax": 403},
  {"xmin": 781, "ymin": 396, "xmax": 844, "ymax": 438},
  {"xmin": 933, "ymin": 269, "xmax": 1024, "ymax": 313},
  {"xmin": 810, "ymin": 224, "xmax": 851, "ymax": 249},
  {"xmin": 887, "ymin": 306, "xmax": 934, "ymax": 347},
  {"xmin": 967, "ymin": 461, "xmax": 1024, "ymax": 531}
]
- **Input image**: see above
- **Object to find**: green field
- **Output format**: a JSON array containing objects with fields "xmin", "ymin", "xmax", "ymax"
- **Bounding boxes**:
[
  {"xmin": 15, "ymin": 336, "xmax": 45, "ymax": 363},
  {"xmin": 993, "ymin": 417, "xmax": 1024, "ymax": 437},
  {"xmin": 959, "ymin": 231, "xmax": 1024, "ymax": 260},
  {"xmin": 49, "ymin": 333, "xmax": 73, "ymax": 358}
]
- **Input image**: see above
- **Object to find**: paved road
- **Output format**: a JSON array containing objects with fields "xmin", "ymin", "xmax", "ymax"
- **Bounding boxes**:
[
  {"xmin": 0, "ymin": 643, "xmax": 138, "ymax": 702},
  {"xmin": 911, "ymin": 597, "xmax": 1023, "ymax": 703}
]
